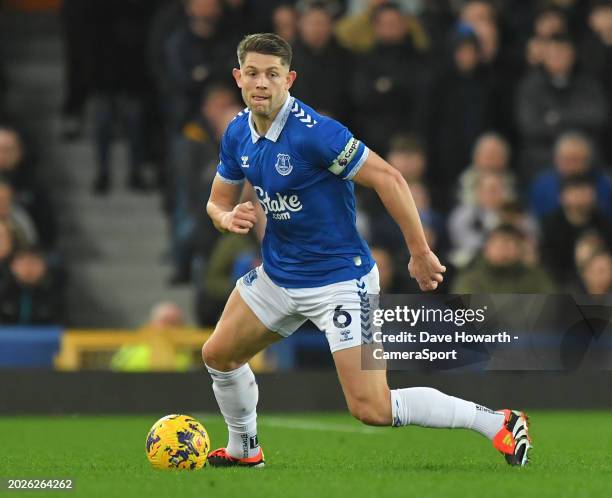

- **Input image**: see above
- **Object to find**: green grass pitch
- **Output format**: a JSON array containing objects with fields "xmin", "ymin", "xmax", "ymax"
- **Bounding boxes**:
[{"xmin": 2, "ymin": 412, "xmax": 611, "ymax": 498}]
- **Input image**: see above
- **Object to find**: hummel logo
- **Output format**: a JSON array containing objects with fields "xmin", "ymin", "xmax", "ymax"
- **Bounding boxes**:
[{"xmin": 241, "ymin": 156, "xmax": 249, "ymax": 168}]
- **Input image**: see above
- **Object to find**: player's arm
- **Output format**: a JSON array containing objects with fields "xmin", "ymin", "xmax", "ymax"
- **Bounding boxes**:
[
  {"xmin": 352, "ymin": 151, "xmax": 446, "ymax": 291},
  {"xmin": 207, "ymin": 175, "xmax": 258, "ymax": 235}
]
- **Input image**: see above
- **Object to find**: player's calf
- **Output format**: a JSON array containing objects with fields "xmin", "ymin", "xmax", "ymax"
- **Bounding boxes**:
[{"xmin": 346, "ymin": 390, "xmax": 392, "ymax": 426}]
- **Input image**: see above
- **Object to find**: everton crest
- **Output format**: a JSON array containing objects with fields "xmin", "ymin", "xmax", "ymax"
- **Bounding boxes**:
[{"xmin": 275, "ymin": 153, "xmax": 293, "ymax": 176}]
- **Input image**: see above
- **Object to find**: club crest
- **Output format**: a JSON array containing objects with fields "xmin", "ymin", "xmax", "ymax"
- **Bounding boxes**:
[{"xmin": 275, "ymin": 153, "xmax": 293, "ymax": 176}]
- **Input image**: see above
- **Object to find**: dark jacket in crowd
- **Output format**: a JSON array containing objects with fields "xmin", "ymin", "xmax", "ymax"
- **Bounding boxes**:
[
  {"xmin": 0, "ymin": 271, "xmax": 63, "ymax": 325},
  {"xmin": 350, "ymin": 38, "xmax": 429, "ymax": 154},
  {"xmin": 581, "ymin": 33, "xmax": 612, "ymax": 164},
  {"xmin": 451, "ymin": 258, "xmax": 556, "ymax": 293},
  {"xmin": 290, "ymin": 37, "xmax": 352, "ymax": 122},
  {"xmin": 164, "ymin": 25, "xmax": 233, "ymax": 129},
  {"xmin": 427, "ymin": 64, "xmax": 493, "ymax": 207},
  {"xmin": 540, "ymin": 208, "xmax": 612, "ymax": 284},
  {"xmin": 515, "ymin": 68, "xmax": 607, "ymax": 179}
]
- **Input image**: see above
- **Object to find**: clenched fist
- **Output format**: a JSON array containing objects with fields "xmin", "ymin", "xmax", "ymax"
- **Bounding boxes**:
[
  {"xmin": 408, "ymin": 251, "xmax": 446, "ymax": 292},
  {"xmin": 221, "ymin": 201, "xmax": 258, "ymax": 234}
]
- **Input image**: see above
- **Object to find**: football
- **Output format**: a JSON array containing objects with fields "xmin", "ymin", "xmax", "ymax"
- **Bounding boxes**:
[{"xmin": 145, "ymin": 414, "xmax": 210, "ymax": 470}]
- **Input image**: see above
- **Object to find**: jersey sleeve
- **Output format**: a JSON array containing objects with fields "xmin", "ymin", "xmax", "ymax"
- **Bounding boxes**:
[
  {"xmin": 216, "ymin": 127, "xmax": 245, "ymax": 184},
  {"xmin": 303, "ymin": 117, "xmax": 369, "ymax": 180}
]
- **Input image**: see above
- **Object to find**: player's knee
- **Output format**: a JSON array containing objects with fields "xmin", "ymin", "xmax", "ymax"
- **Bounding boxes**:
[
  {"xmin": 347, "ymin": 397, "xmax": 390, "ymax": 426},
  {"xmin": 202, "ymin": 341, "xmax": 242, "ymax": 372}
]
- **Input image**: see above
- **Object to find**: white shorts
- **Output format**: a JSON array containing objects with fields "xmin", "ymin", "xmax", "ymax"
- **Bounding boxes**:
[{"xmin": 237, "ymin": 265, "xmax": 380, "ymax": 353}]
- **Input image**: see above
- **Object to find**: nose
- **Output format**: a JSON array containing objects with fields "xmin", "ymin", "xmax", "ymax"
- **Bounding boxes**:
[{"xmin": 255, "ymin": 73, "xmax": 269, "ymax": 89}]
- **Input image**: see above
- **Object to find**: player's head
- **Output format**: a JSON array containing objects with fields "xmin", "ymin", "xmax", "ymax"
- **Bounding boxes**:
[{"xmin": 234, "ymin": 33, "xmax": 296, "ymax": 118}]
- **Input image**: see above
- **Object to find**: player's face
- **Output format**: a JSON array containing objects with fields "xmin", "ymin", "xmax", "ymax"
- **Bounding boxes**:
[{"xmin": 233, "ymin": 52, "xmax": 296, "ymax": 118}]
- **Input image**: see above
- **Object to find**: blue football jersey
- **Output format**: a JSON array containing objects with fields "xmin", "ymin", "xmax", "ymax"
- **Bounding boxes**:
[{"xmin": 217, "ymin": 93, "xmax": 374, "ymax": 288}]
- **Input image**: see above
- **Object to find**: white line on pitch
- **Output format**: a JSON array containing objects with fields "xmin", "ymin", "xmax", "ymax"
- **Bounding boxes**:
[{"xmin": 259, "ymin": 417, "xmax": 381, "ymax": 434}]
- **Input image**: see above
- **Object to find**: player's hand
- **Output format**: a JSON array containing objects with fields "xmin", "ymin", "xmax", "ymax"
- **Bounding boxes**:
[
  {"xmin": 408, "ymin": 250, "xmax": 446, "ymax": 292},
  {"xmin": 221, "ymin": 201, "xmax": 257, "ymax": 234}
]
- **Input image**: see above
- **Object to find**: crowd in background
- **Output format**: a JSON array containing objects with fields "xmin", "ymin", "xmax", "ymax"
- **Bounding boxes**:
[{"xmin": 2, "ymin": 0, "xmax": 612, "ymax": 327}]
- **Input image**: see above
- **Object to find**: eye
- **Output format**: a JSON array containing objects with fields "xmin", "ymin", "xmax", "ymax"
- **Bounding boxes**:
[{"xmin": 270, "ymin": 72, "xmax": 279, "ymax": 78}]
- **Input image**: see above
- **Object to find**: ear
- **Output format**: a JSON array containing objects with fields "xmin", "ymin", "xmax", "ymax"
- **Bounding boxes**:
[
  {"xmin": 286, "ymin": 70, "xmax": 297, "ymax": 89},
  {"xmin": 232, "ymin": 68, "xmax": 242, "ymax": 88}
]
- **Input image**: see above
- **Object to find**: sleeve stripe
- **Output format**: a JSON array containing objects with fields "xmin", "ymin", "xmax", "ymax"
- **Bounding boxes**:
[
  {"xmin": 328, "ymin": 137, "xmax": 361, "ymax": 175},
  {"xmin": 216, "ymin": 172, "xmax": 245, "ymax": 185},
  {"xmin": 344, "ymin": 147, "xmax": 370, "ymax": 180}
]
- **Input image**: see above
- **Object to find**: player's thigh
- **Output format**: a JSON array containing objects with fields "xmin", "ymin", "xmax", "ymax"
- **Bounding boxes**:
[
  {"xmin": 332, "ymin": 345, "xmax": 391, "ymax": 426},
  {"xmin": 202, "ymin": 288, "xmax": 283, "ymax": 371}
]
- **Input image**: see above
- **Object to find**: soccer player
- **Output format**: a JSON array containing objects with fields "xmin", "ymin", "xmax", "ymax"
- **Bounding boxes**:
[{"xmin": 203, "ymin": 33, "xmax": 531, "ymax": 468}]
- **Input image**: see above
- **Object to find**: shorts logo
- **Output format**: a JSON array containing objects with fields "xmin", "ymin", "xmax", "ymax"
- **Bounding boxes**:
[
  {"xmin": 243, "ymin": 268, "xmax": 258, "ymax": 286},
  {"xmin": 339, "ymin": 329, "xmax": 354, "ymax": 342},
  {"xmin": 275, "ymin": 153, "xmax": 293, "ymax": 176}
]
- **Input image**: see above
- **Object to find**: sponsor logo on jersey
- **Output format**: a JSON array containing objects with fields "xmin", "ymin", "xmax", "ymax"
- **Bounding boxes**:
[
  {"xmin": 329, "ymin": 138, "xmax": 360, "ymax": 175},
  {"xmin": 254, "ymin": 186, "xmax": 303, "ymax": 221},
  {"xmin": 275, "ymin": 153, "xmax": 293, "ymax": 176}
]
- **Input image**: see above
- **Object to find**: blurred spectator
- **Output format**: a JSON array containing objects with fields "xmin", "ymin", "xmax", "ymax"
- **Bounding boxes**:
[
  {"xmin": 574, "ymin": 230, "xmax": 608, "ymax": 271},
  {"xmin": 577, "ymin": 249, "xmax": 612, "ymax": 294},
  {"xmin": 0, "ymin": 181, "xmax": 38, "ymax": 248},
  {"xmin": 349, "ymin": 3, "xmax": 429, "ymax": 154},
  {"xmin": 428, "ymin": 30, "xmax": 496, "ymax": 207},
  {"xmin": 541, "ymin": 174, "xmax": 612, "ymax": 284},
  {"xmin": 0, "ymin": 220, "xmax": 15, "ymax": 274},
  {"xmin": 110, "ymin": 301, "xmax": 194, "ymax": 372},
  {"xmin": 336, "ymin": 0, "xmax": 429, "ymax": 53},
  {"xmin": 458, "ymin": 0, "xmax": 519, "ymax": 139},
  {"xmin": 529, "ymin": 132, "xmax": 612, "ymax": 220},
  {"xmin": 164, "ymin": 0, "xmax": 232, "ymax": 134},
  {"xmin": 451, "ymin": 224, "xmax": 556, "ymax": 293},
  {"xmin": 0, "ymin": 248, "xmax": 64, "ymax": 324},
  {"xmin": 525, "ymin": 6, "xmax": 568, "ymax": 68},
  {"xmin": 291, "ymin": 2, "xmax": 352, "ymax": 120},
  {"xmin": 169, "ymin": 85, "xmax": 241, "ymax": 284},
  {"xmin": 447, "ymin": 171, "xmax": 513, "ymax": 267},
  {"xmin": 387, "ymin": 134, "xmax": 426, "ymax": 183},
  {"xmin": 196, "ymin": 232, "xmax": 260, "ymax": 326},
  {"xmin": 364, "ymin": 135, "xmax": 435, "ymax": 251},
  {"xmin": 89, "ymin": 0, "xmax": 157, "ymax": 194},
  {"xmin": 581, "ymin": 0, "xmax": 612, "ymax": 163},
  {"xmin": 418, "ymin": 0, "xmax": 455, "ymax": 63},
  {"xmin": 498, "ymin": 200, "xmax": 540, "ymax": 266},
  {"xmin": 0, "ymin": 44, "xmax": 7, "ymax": 119},
  {"xmin": 0, "ymin": 126, "xmax": 58, "ymax": 248},
  {"xmin": 515, "ymin": 34, "xmax": 607, "ymax": 180},
  {"xmin": 272, "ymin": 3, "xmax": 299, "ymax": 43},
  {"xmin": 59, "ymin": 0, "xmax": 92, "ymax": 140},
  {"xmin": 456, "ymin": 132, "xmax": 514, "ymax": 207}
]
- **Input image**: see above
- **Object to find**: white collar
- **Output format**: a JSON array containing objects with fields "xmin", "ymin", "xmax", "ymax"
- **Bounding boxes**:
[{"xmin": 249, "ymin": 93, "xmax": 294, "ymax": 144}]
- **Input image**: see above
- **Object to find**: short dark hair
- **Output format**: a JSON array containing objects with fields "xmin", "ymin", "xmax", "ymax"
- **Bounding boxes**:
[
  {"xmin": 237, "ymin": 33, "xmax": 292, "ymax": 67},
  {"xmin": 561, "ymin": 174, "xmax": 595, "ymax": 191},
  {"xmin": 488, "ymin": 223, "xmax": 525, "ymax": 241}
]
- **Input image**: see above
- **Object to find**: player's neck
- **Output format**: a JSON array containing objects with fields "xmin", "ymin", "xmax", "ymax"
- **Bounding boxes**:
[
  {"xmin": 251, "ymin": 114, "xmax": 275, "ymax": 137},
  {"xmin": 251, "ymin": 94, "xmax": 287, "ymax": 137}
]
